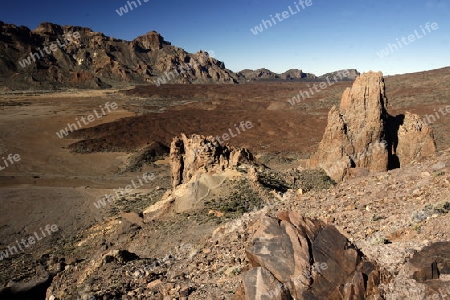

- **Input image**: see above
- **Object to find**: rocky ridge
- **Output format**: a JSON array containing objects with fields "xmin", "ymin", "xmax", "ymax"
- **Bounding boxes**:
[
  {"xmin": 320, "ymin": 69, "xmax": 360, "ymax": 80},
  {"xmin": 237, "ymin": 68, "xmax": 315, "ymax": 81},
  {"xmin": 0, "ymin": 21, "xmax": 238, "ymax": 89},
  {"xmin": 237, "ymin": 68, "xmax": 359, "ymax": 82}
]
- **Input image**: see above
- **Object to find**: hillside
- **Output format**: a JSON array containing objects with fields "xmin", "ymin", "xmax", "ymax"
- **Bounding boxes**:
[{"xmin": 0, "ymin": 21, "xmax": 238, "ymax": 90}]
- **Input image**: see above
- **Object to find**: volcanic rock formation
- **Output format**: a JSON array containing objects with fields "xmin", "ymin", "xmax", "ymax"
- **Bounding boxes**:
[
  {"xmin": 233, "ymin": 212, "xmax": 383, "ymax": 299},
  {"xmin": 309, "ymin": 71, "xmax": 436, "ymax": 181},
  {"xmin": 388, "ymin": 111, "xmax": 437, "ymax": 167},
  {"xmin": 143, "ymin": 134, "xmax": 256, "ymax": 221},
  {"xmin": 170, "ymin": 133, "xmax": 255, "ymax": 188}
]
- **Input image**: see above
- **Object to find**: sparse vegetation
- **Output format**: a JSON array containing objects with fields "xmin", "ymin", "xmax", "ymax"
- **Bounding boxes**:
[
  {"xmin": 204, "ymin": 179, "xmax": 263, "ymax": 219},
  {"xmin": 121, "ymin": 142, "xmax": 169, "ymax": 173},
  {"xmin": 0, "ymin": 101, "xmax": 31, "ymax": 107},
  {"xmin": 411, "ymin": 201, "xmax": 450, "ymax": 222},
  {"xmin": 257, "ymin": 167, "xmax": 335, "ymax": 193},
  {"xmin": 371, "ymin": 214, "xmax": 385, "ymax": 221},
  {"xmin": 108, "ymin": 187, "xmax": 168, "ymax": 217}
]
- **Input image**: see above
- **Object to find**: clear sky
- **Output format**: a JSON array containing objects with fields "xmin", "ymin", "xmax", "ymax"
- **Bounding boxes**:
[{"xmin": 1, "ymin": 0, "xmax": 448, "ymax": 76}]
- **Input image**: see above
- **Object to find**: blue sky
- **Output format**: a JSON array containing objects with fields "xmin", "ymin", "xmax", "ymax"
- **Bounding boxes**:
[{"xmin": 1, "ymin": 0, "xmax": 448, "ymax": 75}]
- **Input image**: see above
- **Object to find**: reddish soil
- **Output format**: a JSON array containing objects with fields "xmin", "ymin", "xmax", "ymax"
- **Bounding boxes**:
[
  {"xmin": 68, "ymin": 67, "xmax": 450, "ymax": 159},
  {"xmin": 68, "ymin": 81, "xmax": 353, "ymax": 156}
]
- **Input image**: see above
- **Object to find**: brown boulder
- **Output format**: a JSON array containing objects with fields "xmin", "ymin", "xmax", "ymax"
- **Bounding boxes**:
[
  {"xmin": 409, "ymin": 242, "xmax": 450, "ymax": 282},
  {"xmin": 387, "ymin": 242, "xmax": 450, "ymax": 299},
  {"xmin": 235, "ymin": 212, "xmax": 383, "ymax": 300}
]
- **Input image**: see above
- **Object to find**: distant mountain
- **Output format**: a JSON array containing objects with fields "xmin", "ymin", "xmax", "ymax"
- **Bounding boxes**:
[
  {"xmin": 237, "ymin": 68, "xmax": 316, "ymax": 81},
  {"xmin": 281, "ymin": 69, "xmax": 315, "ymax": 80},
  {"xmin": 237, "ymin": 68, "xmax": 360, "ymax": 82},
  {"xmin": 0, "ymin": 21, "xmax": 238, "ymax": 89},
  {"xmin": 320, "ymin": 69, "xmax": 360, "ymax": 80},
  {"xmin": 0, "ymin": 21, "xmax": 359, "ymax": 90}
]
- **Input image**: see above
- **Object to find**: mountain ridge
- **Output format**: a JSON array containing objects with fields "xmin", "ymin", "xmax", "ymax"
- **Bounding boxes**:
[
  {"xmin": 0, "ymin": 21, "xmax": 238, "ymax": 89},
  {"xmin": 1, "ymin": 21, "xmax": 358, "ymax": 90}
]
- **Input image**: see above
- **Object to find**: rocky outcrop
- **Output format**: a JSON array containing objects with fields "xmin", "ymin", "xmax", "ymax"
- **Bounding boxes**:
[
  {"xmin": 280, "ymin": 68, "xmax": 305, "ymax": 80},
  {"xmin": 234, "ymin": 212, "xmax": 383, "ymax": 300},
  {"xmin": 132, "ymin": 30, "xmax": 171, "ymax": 50},
  {"xmin": 170, "ymin": 133, "xmax": 254, "ymax": 188},
  {"xmin": 389, "ymin": 112, "xmax": 437, "ymax": 167},
  {"xmin": 408, "ymin": 242, "xmax": 450, "ymax": 283},
  {"xmin": 142, "ymin": 134, "xmax": 256, "ymax": 221},
  {"xmin": 0, "ymin": 21, "xmax": 238, "ymax": 89},
  {"xmin": 238, "ymin": 68, "xmax": 279, "ymax": 81},
  {"xmin": 310, "ymin": 71, "xmax": 436, "ymax": 181}
]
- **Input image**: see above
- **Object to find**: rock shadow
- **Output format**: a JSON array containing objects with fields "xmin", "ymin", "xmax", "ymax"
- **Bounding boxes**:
[{"xmin": 386, "ymin": 114, "xmax": 405, "ymax": 170}]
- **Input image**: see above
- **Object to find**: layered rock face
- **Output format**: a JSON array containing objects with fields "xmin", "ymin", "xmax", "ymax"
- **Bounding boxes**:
[
  {"xmin": 234, "ymin": 212, "xmax": 383, "ymax": 300},
  {"xmin": 0, "ymin": 21, "xmax": 238, "ymax": 89},
  {"xmin": 310, "ymin": 71, "xmax": 436, "ymax": 181},
  {"xmin": 170, "ymin": 133, "xmax": 254, "ymax": 188}
]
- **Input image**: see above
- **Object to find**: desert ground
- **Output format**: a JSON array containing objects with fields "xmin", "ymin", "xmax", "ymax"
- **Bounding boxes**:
[{"xmin": 0, "ymin": 67, "xmax": 449, "ymax": 298}]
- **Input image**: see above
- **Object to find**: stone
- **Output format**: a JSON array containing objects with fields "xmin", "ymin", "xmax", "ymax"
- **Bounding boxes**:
[
  {"xmin": 147, "ymin": 279, "xmax": 163, "ymax": 289},
  {"xmin": 240, "ymin": 267, "xmax": 290, "ymax": 300},
  {"xmin": 234, "ymin": 212, "xmax": 383, "ymax": 299},
  {"xmin": 408, "ymin": 242, "xmax": 450, "ymax": 282},
  {"xmin": 120, "ymin": 212, "xmax": 144, "ymax": 228}
]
